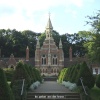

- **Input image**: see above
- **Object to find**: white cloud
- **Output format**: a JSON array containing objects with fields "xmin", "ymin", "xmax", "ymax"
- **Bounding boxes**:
[
  {"xmin": 70, "ymin": 0, "xmax": 83, "ymax": 7},
  {"xmin": 0, "ymin": 0, "xmax": 89, "ymax": 33}
]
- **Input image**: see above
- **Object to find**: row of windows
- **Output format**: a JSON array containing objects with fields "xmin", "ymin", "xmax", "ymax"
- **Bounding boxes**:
[
  {"xmin": 42, "ymin": 58, "xmax": 57, "ymax": 65},
  {"xmin": 41, "ymin": 54, "xmax": 57, "ymax": 65},
  {"xmin": 41, "ymin": 69, "xmax": 59, "ymax": 73},
  {"xmin": 42, "ymin": 54, "xmax": 57, "ymax": 57}
]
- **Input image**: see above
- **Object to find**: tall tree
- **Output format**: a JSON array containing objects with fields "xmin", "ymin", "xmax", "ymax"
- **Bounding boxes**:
[{"xmin": 84, "ymin": 10, "xmax": 100, "ymax": 62}]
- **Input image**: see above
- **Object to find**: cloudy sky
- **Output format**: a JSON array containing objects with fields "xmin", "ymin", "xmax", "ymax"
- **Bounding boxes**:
[{"xmin": 0, "ymin": 0, "xmax": 100, "ymax": 34}]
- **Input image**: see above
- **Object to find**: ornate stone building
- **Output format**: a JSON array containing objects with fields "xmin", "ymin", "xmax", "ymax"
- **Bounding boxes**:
[
  {"xmin": 35, "ymin": 16, "xmax": 64, "ymax": 76},
  {"xmin": 0, "ymin": 16, "xmax": 99, "ymax": 75}
]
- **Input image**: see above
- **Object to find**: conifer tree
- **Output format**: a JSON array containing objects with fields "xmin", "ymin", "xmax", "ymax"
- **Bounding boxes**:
[
  {"xmin": 77, "ymin": 61, "xmax": 95, "ymax": 89},
  {"xmin": 0, "ymin": 68, "xmax": 14, "ymax": 100}
]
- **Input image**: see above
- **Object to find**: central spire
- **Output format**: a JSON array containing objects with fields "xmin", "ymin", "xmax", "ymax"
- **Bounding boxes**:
[
  {"xmin": 45, "ymin": 13, "xmax": 53, "ymax": 39},
  {"xmin": 46, "ymin": 13, "xmax": 53, "ymax": 29}
]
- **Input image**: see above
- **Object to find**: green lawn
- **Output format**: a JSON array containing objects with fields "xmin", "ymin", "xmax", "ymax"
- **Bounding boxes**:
[{"xmin": 89, "ymin": 86, "xmax": 100, "ymax": 100}]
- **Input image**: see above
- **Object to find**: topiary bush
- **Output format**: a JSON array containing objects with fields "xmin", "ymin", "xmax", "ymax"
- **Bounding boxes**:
[
  {"xmin": 11, "ymin": 61, "xmax": 31, "ymax": 88},
  {"xmin": 58, "ymin": 68, "xmax": 68, "ymax": 83},
  {"xmin": 24, "ymin": 64, "xmax": 33, "ymax": 83},
  {"xmin": 76, "ymin": 61, "xmax": 95, "ymax": 89},
  {"xmin": 29, "ymin": 66, "xmax": 37, "ymax": 82},
  {"xmin": 0, "ymin": 68, "xmax": 15, "ymax": 100},
  {"xmin": 32, "ymin": 68, "xmax": 42, "ymax": 82},
  {"xmin": 4, "ymin": 68, "xmax": 14, "ymax": 81},
  {"xmin": 96, "ymin": 74, "xmax": 100, "ymax": 88}
]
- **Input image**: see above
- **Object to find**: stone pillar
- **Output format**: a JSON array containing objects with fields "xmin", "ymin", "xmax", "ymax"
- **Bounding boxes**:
[
  {"xmin": 26, "ymin": 46, "xmax": 29, "ymax": 61},
  {"xmin": 69, "ymin": 47, "xmax": 72, "ymax": 61}
]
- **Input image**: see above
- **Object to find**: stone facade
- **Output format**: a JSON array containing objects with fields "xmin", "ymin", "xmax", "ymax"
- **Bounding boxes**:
[
  {"xmin": 35, "ymin": 16, "xmax": 64, "ymax": 76},
  {"xmin": 0, "ymin": 16, "xmax": 99, "ymax": 75}
]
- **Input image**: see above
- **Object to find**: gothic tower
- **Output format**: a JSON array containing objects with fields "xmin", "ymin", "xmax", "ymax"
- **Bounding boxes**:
[{"xmin": 35, "ymin": 14, "xmax": 64, "ymax": 76}]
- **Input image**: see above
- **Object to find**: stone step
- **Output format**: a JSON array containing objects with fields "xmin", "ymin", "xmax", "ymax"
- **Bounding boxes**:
[
  {"xmin": 27, "ymin": 98, "xmax": 80, "ymax": 100},
  {"xmin": 27, "ymin": 92, "xmax": 81, "ymax": 100}
]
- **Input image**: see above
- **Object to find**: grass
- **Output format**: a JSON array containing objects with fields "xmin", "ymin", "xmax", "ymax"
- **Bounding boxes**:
[
  {"xmin": 89, "ymin": 86, "xmax": 100, "ymax": 100},
  {"xmin": 73, "ymin": 85, "xmax": 100, "ymax": 100}
]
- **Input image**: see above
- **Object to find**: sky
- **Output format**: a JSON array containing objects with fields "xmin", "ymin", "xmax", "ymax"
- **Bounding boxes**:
[{"xmin": 0, "ymin": 0, "xmax": 100, "ymax": 34}]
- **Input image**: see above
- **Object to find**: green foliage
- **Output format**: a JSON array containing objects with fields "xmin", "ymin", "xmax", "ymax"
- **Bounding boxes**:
[
  {"xmin": 4, "ymin": 68, "xmax": 14, "ymax": 81},
  {"xmin": 32, "ymin": 68, "xmax": 42, "ymax": 82},
  {"xmin": 24, "ymin": 64, "xmax": 34, "ymax": 83},
  {"xmin": 28, "ymin": 66, "xmax": 37, "ymax": 82},
  {"xmin": 12, "ymin": 80, "xmax": 26, "ymax": 100},
  {"xmin": 12, "ymin": 61, "xmax": 31, "ymax": 87},
  {"xmin": 65, "ymin": 67, "xmax": 73, "ymax": 81},
  {"xmin": 39, "ymin": 32, "xmax": 46, "ymax": 47},
  {"xmin": 83, "ymin": 11, "xmax": 100, "ymax": 62},
  {"xmin": 59, "ymin": 61, "xmax": 95, "ymax": 89},
  {"xmin": 76, "ymin": 61, "xmax": 95, "ymax": 89},
  {"xmin": 89, "ymin": 86, "xmax": 100, "ymax": 100},
  {"xmin": 0, "ymin": 28, "xmax": 87, "ymax": 58},
  {"xmin": 58, "ymin": 68, "xmax": 68, "ymax": 83},
  {"xmin": 96, "ymin": 74, "xmax": 100, "ymax": 88},
  {"xmin": 70, "ymin": 64, "xmax": 80, "ymax": 83},
  {"xmin": 0, "ymin": 68, "xmax": 15, "ymax": 100}
]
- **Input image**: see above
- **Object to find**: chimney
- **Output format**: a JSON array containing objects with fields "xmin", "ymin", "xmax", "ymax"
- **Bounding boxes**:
[
  {"xmin": 26, "ymin": 46, "xmax": 29, "ymax": 61},
  {"xmin": 69, "ymin": 47, "xmax": 72, "ymax": 61}
]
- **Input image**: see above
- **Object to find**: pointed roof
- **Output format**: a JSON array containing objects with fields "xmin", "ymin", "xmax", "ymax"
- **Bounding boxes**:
[
  {"xmin": 26, "ymin": 46, "xmax": 29, "ymax": 49},
  {"xmin": 59, "ymin": 38, "xmax": 62, "ymax": 48},
  {"xmin": 36, "ymin": 39, "xmax": 40, "ymax": 48},
  {"xmin": 46, "ymin": 15, "xmax": 53, "ymax": 29}
]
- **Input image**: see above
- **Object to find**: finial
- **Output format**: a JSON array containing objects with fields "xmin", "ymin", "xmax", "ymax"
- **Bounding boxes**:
[
  {"xmin": 27, "ymin": 46, "xmax": 29, "ymax": 49},
  {"xmin": 49, "ymin": 12, "xmax": 50, "ymax": 18}
]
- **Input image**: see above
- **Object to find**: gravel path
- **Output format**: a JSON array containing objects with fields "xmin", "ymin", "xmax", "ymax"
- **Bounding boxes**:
[{"xmin": 33, "ymin": 81, "xmax": 71, "ymax": 93}]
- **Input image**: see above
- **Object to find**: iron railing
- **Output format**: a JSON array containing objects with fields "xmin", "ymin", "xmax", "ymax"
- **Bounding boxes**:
[{"xmin": 21, "ymin": 79, "xmax": 25, "ymax": 100}]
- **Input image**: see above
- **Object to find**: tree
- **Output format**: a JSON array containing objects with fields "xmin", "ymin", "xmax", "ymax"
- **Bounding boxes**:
[
  {"xmin": 77, "ymin": 61, "xmax": 95, "ymax": 89},
  {"xmin": 32, "ymin": 68, "xmax": 42, "ymax": 82},
  {"xmin": 58, "ymin": 68, "xmax": 68, "ymax": 83},
  {"xmin": 12, "ymin": 61, "xmax": 31, "ymax": 87},
  {"xmin": 0, "ymin": 68, "xmax": 15, "ymax": 100},
  {"xmin": 84, "ymin": 10, "xmax": 100, "ymax": 62},
  {"xmin": 96, "ymin": 74, "xmax": 100, "ymax": 88}
]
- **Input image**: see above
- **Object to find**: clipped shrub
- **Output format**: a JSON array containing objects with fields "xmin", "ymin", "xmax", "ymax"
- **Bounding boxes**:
[
  {"xmin": 28, "ymin": 66, "xmax": 37, "ymax": 82},
  {"xmin": 24, "ymin": 64, "xmax": 33, "ymax": 83},
  {"xmin": 76, "ymin": 61, "xmax": 95, "ymax": 89},
  {"xmin": 12, "ymin": 79, "xmax": 26, "ymax": 100},
  {"xmin": 96, "ymin": 74, "xmax": 100, "ymax": 88},
  {"xmin": 58, "ymin": 68, "xmax": 68, "ymax": 83},
  {"xmin": 4, "ymin": 68, "xmax": 14, "ymax": 81},
  {"xmin": 71, "ymin": 64, "xmax": 80, "ymax": 83},
  {"xmin": 11, "ymin": 61, "xmax": 31, "ymax": 88},
  {"xmin": 69, "ymin": 66, "xmax": 75, "ymax": 81},
  {"xmin": 0, "ymin": 68, "xmax": 15, "ymax": 100},
  {"xmin": 65, "ymin": 66, "xmax": 72, "ymax": 81},
  {"xmin": 33, "ymin": 68, "xmax": 42, "ymax": 82}
]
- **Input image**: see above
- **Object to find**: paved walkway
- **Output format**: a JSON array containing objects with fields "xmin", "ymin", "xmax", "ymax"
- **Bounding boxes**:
[{"xmin": 33, "ymin": 81, "xmax": 71, "ymax": 93}]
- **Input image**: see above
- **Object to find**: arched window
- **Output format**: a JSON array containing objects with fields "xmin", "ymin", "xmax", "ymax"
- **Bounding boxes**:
[
  {"xmin": 46, "ymin": 69, "xmax": 47, "ymax": 73},
  {"xmin": 42, "ymin": 58, "xmax": 43, "ymax": 64},
  {"xmin": 53, "ymin": 58, "xmax": 54, "ymax": 64},
  {"xmin": 54, "ymin": 69, "xmax": 56, "ymax": 73},
  {"xmin": 52, "ymin": 54, "xmax": 57, "ymax": 65},
  {"xmin": 42, "ymin": 55, "xmax": 46, "ymax": 65},
  {"xmin": 43, "ymin": 69, "xmax": 44, "ymax": 73},
  {"xmin": 51, "ymin": 69, "xmax": 53, "ymax": 73},
  {"xmin": 55, "ymin": 58, "xmax": 57, "ymax": 64}
]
